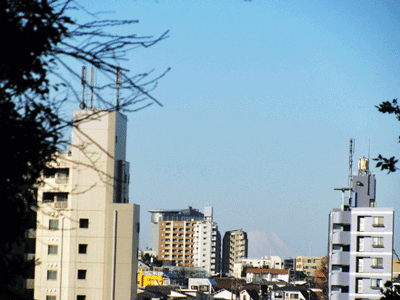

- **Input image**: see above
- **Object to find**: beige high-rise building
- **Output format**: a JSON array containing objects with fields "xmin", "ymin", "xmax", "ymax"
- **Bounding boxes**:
[
  {"xmin": 158, "ymin": 220, "xmax": 196, "ymax": 266},
  {"xmin": 151, "ymin": 206, "xmax": 221, "ymax": 275},
  {"xmin": 222, "ymin": 230, "xmax": 248, "ymax": 276},
  {"xmin": 34, "ymin": 110, "xmax": 140, "ymax": 300}
]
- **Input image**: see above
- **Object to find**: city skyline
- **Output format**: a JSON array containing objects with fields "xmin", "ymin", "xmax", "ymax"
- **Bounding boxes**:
[{"xmin": 60, "ymin": 0, "xmax": 400, "ymax": 257}]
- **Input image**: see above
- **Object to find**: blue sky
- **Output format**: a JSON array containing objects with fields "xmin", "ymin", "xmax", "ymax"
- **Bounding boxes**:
[{"xmin": 67, "ymin": 0, "xmax": 400, "ymax": 257}]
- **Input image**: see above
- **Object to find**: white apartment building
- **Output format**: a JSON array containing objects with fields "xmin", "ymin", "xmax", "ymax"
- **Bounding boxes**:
[
  {"xmin": 34, "ymin": 110, "xmax": 140, "ymax": 300},
  {"xmin": 328, "ymin": 157, "xmax": 394, "ymax": 300},
  {"xmin": 232, "ymin": 256, "xmax": 284, "ymax": 278},
  {"xmin": 193, "ymin": 219, "xmax": 221, "ymax": 275}
]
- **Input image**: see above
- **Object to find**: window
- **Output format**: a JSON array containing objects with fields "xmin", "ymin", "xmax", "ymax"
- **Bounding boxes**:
[
  {"xmin": 77, "ymin": 296, "xmax": 86, "ymax": 300},
  {"xmin": 371, "ymin": 257, "xmax": 383, "ymax": 268},
  {"xmin": 78, "ymin": 244, "xmax": 88, "ymax": 254},
  {"xmin": 372, "ymin": 216, "xmax": 384, "ymax": 227},
  {"xmin": 48, "ymin": 245, "xmax": 58, "ymax": 255},
  {"xmin": 79, "ymin": 218, "xmax": 89, "ymax": 229},
  {"xmin": 372, "ymin": 237, "xmax": 384, "ymax": 248},
  {"xmin": 357, "ymin": 258, "xmax": 364, "ymax": 272},
  {"xmin": 199, "ymin": 285, "xmax": 209, "ymax": 292},
  {"xmin": 43, "ymin": 192, "xmax": 68, "ymax": 202},
  {"xmin": 290, "ymin": 293, "xmax": 299, "ymax": 299},
  {"xmin": 46, "ymin": 296, "xmax": 56, "ymax": 300},
  {"xmin": 357, "ymin": 237, "xmax": 365, "ymax": 252},
  {"xmin": 44, "ymin": 168, "xmax": 56, "ymax": 178},
  {"xmin": 357, "ymin": 278, "xmax": 363, "ymax": 294},
  {"xmin": 47, "ymin": 270, "xmax": 57, "ymax": 280},
  {"xmin": 371, "ymin": 278, "xmax": 382, "ymax": 289},
  {"xmin": 358, "ymin": 217, "xmax": 365, "ymax": 232},
  {"xmin": 56, "ymin": 168, "xmax": 69, "ymax": 183},
  {"xmin": 49, "ymin": 219, "xmax": 59, "ymax": 230},
  {"xmin": 77, "ymin": 269, "xmax": 87, "ymax": 280},
  {"xmin": 275, "ymin": 291, "xmax": 283, "ymax": 298}
]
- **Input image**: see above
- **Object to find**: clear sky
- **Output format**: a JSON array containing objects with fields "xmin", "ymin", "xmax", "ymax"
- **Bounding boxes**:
[{"xmin": 65, "ymin": 0, "xmax": 400, "ymax": 257}]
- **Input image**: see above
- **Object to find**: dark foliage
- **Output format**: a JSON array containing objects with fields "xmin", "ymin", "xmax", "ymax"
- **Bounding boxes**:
[
  {"xmin": 374, "ymin": 99, "xmax": 400, "ymax": 173},
  {"xmin": 1, "ymin": 0, "xmax": 71, "ymax": 99},
  {"xmin": 381, "ymin": 281, "xmax": 400, "ymax": 300},
  {"xmin": 0, "ymin": 100, "xmax": 60, "ymax": 286},
  {"xmin": 1, "ymin": 0, "xmax": 167, "ymax": 288}
]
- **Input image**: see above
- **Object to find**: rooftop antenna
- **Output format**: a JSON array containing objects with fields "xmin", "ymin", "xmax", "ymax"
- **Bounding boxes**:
[
  {"xmin": 90, "ymin": 67, "xmax": 94, "ymax": 109},
  {"xmin": 80, "ymin": 66, "xmax": 87, "ymax": 109},
  {"xmin": 116, "ymin": 67, "xmax": 121, "ymax": 111},
  {"xmin": 349, "ymin": 138, "xmax": 354, "ymax": 189},
  {"xmin": 334, "ymin": 138, "xmax": 354, "ymax": 210}
]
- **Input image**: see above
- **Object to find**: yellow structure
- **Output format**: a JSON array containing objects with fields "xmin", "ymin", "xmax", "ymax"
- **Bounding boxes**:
[{"xmin": 137, "ymin": 269, "xmax": 163, "ymax": 287}]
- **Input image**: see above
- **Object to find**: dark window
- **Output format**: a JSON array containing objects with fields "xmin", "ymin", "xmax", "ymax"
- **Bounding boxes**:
[
  {"xmin": 77, "ymin": 269, "xmax": 87, "ymax": 280},
  {"xmin": 43, "ymin": 192, "xmax": 55, "ymax": 202},
  {"xmin": 43, "ymin": 168, "xmax": 56, "ymax": 178},
  {"xmin": 49, "ymin": 219, "xmax": 59, "ymax": 230},
  {"xmin": 78, "ymin": 244, "xmax": 88, "ymax": 254},
  {"xmin": 47, "ymin": 270, "xmax": 57, "ymax": 280},
  {"xmin": 77, "ymin": 296, "xmax": 86, "ymax": 300},
  {"xmin": 48, "ymin": 245, "xmax": 58, "ymax": 255},
  {"xmin": 79, "ymin": 219, "xmax": 89, "ymax": 229}
]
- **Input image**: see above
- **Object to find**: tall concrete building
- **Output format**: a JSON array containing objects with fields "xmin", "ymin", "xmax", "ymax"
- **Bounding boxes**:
[
  {"xmin": 328, "ymin": 157, "xmax": 394, "ymax": 300},
  {"xmin": 34, "ymin": 110, "xmax": 140, "ymax": 300},
  {"xmin": 150, "ymin": 206, "xmax": 221, "ymax": 275},
  {"xmin": 193, "ymin": 207, "xmax": 222, "ymax": 275},
  {"xmin": 222, "ymin": 230, "xmax": 248, "ymax": 276}
]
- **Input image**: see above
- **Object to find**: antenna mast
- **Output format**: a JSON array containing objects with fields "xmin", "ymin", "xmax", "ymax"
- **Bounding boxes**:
[
  {"xmin": 80, "ymin": 66, "xmax": 87, "ymax": 109},
  {"xmin": 349, "ymin": 139, "xmax": 354, "ymax": 189},
  {"xmin": 90, "ymin": 67, "xmax": 94, "ymax": 109},
  {"xmin": 116, "ymin": 67, "xmax": 121, "ymax": 111}
]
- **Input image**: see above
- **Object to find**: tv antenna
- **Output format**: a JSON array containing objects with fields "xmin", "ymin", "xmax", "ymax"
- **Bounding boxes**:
[
  {"xmin": 349, "ymin": 138, "xmax": 354, "ymax": 189},
  {"xmin": 116, "ymin": 67, "xmax": 121, "ymax": 111},
  {"xmin": 80, "ymin": 66, "xmax": 87, "ymax": 109},
  {"xmin": 90, "ymin": 67, "xmax": 94, "ymax": 109}
]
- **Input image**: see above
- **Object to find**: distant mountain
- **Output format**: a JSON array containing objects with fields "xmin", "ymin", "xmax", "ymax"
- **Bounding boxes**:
[{"xmin": 247, "ymin": 231, "xmax": 298, "ymax": 259}]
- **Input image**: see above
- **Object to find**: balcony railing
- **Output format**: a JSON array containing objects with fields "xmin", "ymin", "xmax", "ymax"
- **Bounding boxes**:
[{"xmin": 55, "ymin": 201, "xmax": 68, "ymax": 209}]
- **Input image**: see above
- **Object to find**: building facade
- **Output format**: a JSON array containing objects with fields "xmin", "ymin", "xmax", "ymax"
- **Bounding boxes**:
[
  {"xmin": 328, "ymin": 157, "xmax": 394, "ymax": 300},
  {"xmin": 150, "ymin": 206, "xmax": 221, "ymax": 275},
  {"xmin": 193, "ymin": 210, "xmax": 222, "ymax": 275},
  {"xmin": 34, "ymin": 110, "xmax": 140, "ymax": 300},
  {"xmin": 222, "ymin": 230, "xmax": 248, "ymax": 276},
  {"xmin": 295, "ymin": 256, "xmax": 323, "ymax": 277},
  {"xmin": 232, "ymin": 256, "xmax": 284, "ymax": 279}
]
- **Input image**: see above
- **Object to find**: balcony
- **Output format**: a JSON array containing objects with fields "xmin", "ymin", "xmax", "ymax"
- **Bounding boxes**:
[
  {"xmin": 55, "ymin": 201, "xmax": 68, "ymax": 209},
  {"xmin": 330, "ymin": 272, "xmax": 349, "ymax": 286},
  {"xmin": 332, "ymin": 231, "xmax": 350, "ymax": 244},
  {"xmin": 331, "ymin": 211, "xmax": 351, "ymax": 225},
  {"xmin": 331, "ymin": 251, "xmax": 350, "ymax": 265},
  {"xmin": 44, "ymin": 168, "xmax": 70, "ymax": 184},
  {"xmin": 331, "ymin": 292, "xmax": 349, "ymax": 300}
]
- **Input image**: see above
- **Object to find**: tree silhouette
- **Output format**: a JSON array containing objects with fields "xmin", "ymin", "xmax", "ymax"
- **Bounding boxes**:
[
  {"xmin": 374, "ymin": 99, "xmax": 399, "ymax": 173},
  {"xmin": 381, "ymin": 281, "xmax": 400, "ymax": 300},
  {"xmin": 1, "ymin": 0, "xmax": 168, "ymax": 289}
]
